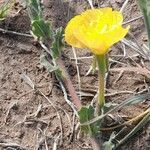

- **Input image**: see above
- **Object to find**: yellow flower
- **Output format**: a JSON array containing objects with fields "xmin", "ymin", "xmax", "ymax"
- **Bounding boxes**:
[{"xmin": 65, "ymin": 8, "xmax": 129, "ymax": 55}]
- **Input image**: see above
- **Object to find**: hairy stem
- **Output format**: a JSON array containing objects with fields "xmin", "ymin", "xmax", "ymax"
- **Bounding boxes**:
[
  {"xmin": 57, "ymin": 58, "xmax": 82, "ymax": 109},
  {"xmin": 96, "ymin": 55, "xmax": 106, "ymax": 115},
  {"xmin": 57, "ymin": 58, "xmax": 100, "ymax": 150}
]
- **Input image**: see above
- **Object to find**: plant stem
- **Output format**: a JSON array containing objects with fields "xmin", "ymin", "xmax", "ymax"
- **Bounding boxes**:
[
  {"xmin": 96, "ymin": 54, "xmax": 106, "ymax": 115},
  {"xmin": 57, "ymin": 58, "xmax": 101, "ymax": 150},
  {"xmin": 92, "ymin": 55, "xmax": 97, "ymax": 74},
  {"xmin": 57, "ymin": 58, "xmax": 82, "ymax": 109}
]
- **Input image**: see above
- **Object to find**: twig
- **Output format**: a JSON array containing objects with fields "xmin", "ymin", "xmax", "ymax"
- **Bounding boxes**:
[
  {"xmin": 121, "ymin": 42, "xmax": 127, "ymax": 58},
  {"xmin": 71, "ymin": 56, "xmax": 93, "ymax": 60},
  {"xmin": 86, "ymin": 0, "xmax": 94, "ymax": 9},
  {"xmin": 114, "ymin": 70, "xmax": 124, "ymax": 84},
  {"xmin": 121, "ymin": 38, "xmax": 149, "ymax": 60},
  {"xmin": 37, "ymin": 128, "xmax": 49, "ymax": 150},
  {"xmin": 4, "ymin": 100, "xmax": 18, "ymax": 123},
  {"xmin": 120, "ymin": 0, "xmax": 129, "ymax": 12},
  {"xmin": 75, "ymin": 141, "xmax": 92, "ymax": 149},
  {"xmin": 105, "ymin": 90, "xmax": 134, "ymax": 97},
  {"xmin": 110, "ymin": 67, "xmax": 150, "ymax": 78},
  {"xmin": 14, "ymin": 104, "xmax": 46, "ymax": 127},
  {"xmin": 0, "ymin": 142, "xmax": 25, "ymax": 149},
  {"xmin": 69, "ymin": 113, "xmax": 76, "ymax": 142},
  {"xmin": 53, "ymin": 134, "xmax": 61, "ymax": 150},
  {"xmin": 123, "ymin": 15, "xmax": 143, "ymax": 25},
  {"xmin": 91, "ymin": 90, "xmax": 134, "ymax": 106},
  {"xmin": 72, "ymin": 47, "xmax": 82, "ymax": 100},
  {"xmin": 85, "ymin": 66, "xmax": 93, "ymax": 76},
  {"xmin": 0, "ymin": 27, "xmax": 32, "ymax": 37}
]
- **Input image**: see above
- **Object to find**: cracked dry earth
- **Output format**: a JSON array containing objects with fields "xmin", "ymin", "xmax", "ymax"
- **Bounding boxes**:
[{"xmin": 0, "ymin": 0, "xmax": 150, "ymax": 150}]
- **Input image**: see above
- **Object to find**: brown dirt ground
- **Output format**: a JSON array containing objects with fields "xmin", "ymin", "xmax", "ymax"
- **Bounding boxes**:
[{"xmin": 0, "ymin": 0, "xmax": 150, "ymax": 150}]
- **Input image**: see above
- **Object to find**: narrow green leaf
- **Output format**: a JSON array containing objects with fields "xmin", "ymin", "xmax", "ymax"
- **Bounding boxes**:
[
  {"xmin": 78, "ymin": 105, "xmax": 99, "ymax": 136},
  {"xmin": 137, "ymin": 0, "xmax": 150, "ymax": 52},
  {"xmin": 51, "ymin": 27, "xmax": 64, "ymax": 58},
  {"xmin": 81, "ymin": 93, "xmax": 150, "ymax": 125},
  {"xmin": 103, "ymin": 102, "xmax": 118, "ymax": 113}
]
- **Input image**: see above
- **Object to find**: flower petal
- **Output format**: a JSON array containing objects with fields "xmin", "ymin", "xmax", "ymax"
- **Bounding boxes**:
[
  {"xmin": 64, "ymin": 8, "xmax": 129, "ymax": 55},
  {"xmin": 65, "ymin": 15, "xmax": 86, "ymax": 48},
  {"xmin": 103, "ymin": 25, "xmax": 130, "ymax": 48}
]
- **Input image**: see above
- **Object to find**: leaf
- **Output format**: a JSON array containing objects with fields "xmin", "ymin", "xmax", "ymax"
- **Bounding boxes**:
[
  {"xmin": 40, "ymin": 54, "xmax": 58, "ymax": 73},
  {"xmin": 26, "ymin": 0, "xmax": 42, "ymax": 20},
  {"xmin": 81, "ymin": 93, "xmax": 150, "ymax": 126},
  {"xmin": 138, "ymin": 0, "xmax": 150, "ymax": 51},
  {"xmin": 51, "ymin": 27, "xmax": 64, "ymax": 58},
  {"xmin": 31, "ymin": 19, "xmax": 52, "ymax": 39},
  {"xmin": 78, "ymin": 105, "xmax": 99, "ymax": 136},
  {"xmin": 0, "ymin": 0, "xmax": 11, "ymax": 21},
  {"xmin": 102, "ymin": 132, "xmax": 116, "ymax": 150}
]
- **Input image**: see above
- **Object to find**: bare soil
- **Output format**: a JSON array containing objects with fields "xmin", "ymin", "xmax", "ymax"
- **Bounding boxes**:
[{"xmin": 0, "ymin": 0, "xmax": 149, "ymax": 150}]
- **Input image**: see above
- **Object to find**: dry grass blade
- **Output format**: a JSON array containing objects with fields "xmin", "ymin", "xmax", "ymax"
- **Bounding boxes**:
[
  {"xmin": 20, "ymin": 73, "xmax": 35, "ymax": 89},
  {"xmin": 0, "ymin": 142, "xmax": 25, "ymax": 150},
  {"xmin": 100, "ymin": 108, "xmax": 150, "ymax": 131},
  {"xmin": 120, "ymin": 0, "xmax": 129, "ymax": 12},
  {"xmin": 110, "ymin": 67, "xmax": 150, "ymax": 78},
  {"xmin": 123, "ymin": 15, "xmax": 143, "ymax": 25},
  {"xmin": 121, "ymin": 38, "xmax": 150, "ymax": 60},
  {"xmin": 72, "ymin": 47, "xmax": 82, "ymax": 100},
  {"xmin": 115, "ymin": 111, "xmax": 150, "ymax": 149},
  {"xmin": 53, "ymin": 134, "xmax": 61, "ymax": 150},
  {"xmin": 86, "ymin": 0, "xmax": 94, "ymax": 9}
]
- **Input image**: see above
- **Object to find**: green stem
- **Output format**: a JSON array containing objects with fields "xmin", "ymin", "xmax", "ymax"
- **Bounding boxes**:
[
  {"xmin": 138, "ymin": 0, "xmax": 150, "ymax": 51},
  {"xmin": 92, "ymin": 55, "xmax": 97, "ymax": 74},
  {"xmin": 96, "ymin": 54, "xmax": 106, "ymax": 114}
]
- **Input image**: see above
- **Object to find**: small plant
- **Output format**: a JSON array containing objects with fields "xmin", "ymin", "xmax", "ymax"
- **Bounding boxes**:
[
  {"xmin": 0, "ymin": 0, "xmax": 13, "ymax": 21},
  {"xmin": 65, "ymin": 7, "xmax": 129, "ymax": 132},
  {"xmin": 26, "ymin": 1, "xmax": 150, "ymax": 149},
  {"xmin": 65, "ymin": 8, "xmax": 150, "ymax": 149}
]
